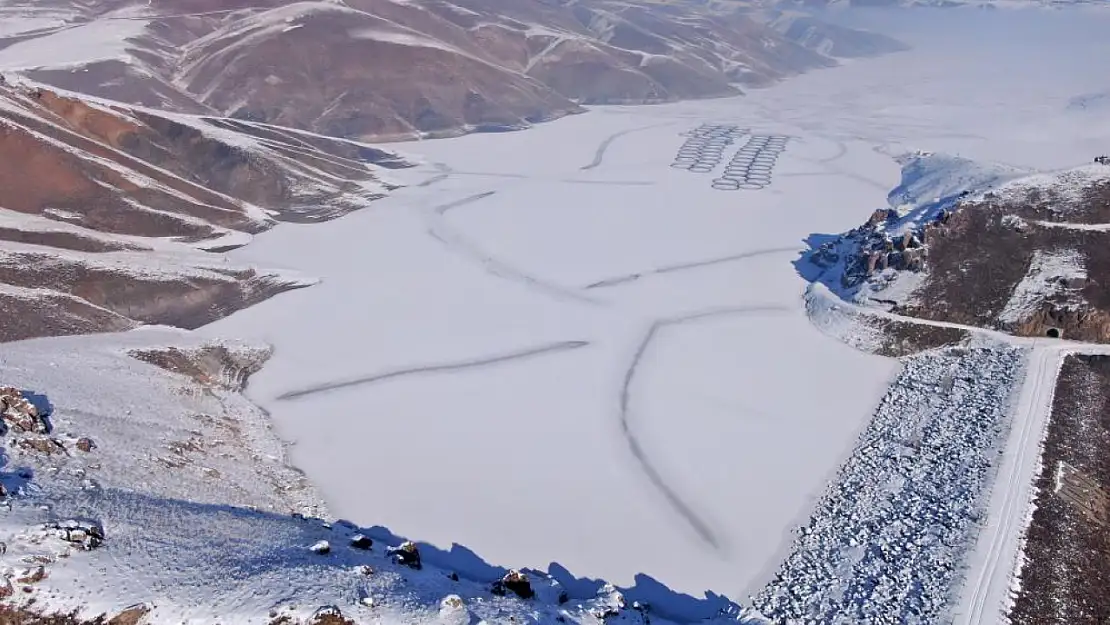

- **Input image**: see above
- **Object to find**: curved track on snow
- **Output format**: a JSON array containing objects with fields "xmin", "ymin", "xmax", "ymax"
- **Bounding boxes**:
[
  {"xmin": 580, "ymin": 124, "xmax": 674, "ymax": 171},
  {"xmin": 620, "ymin": 305, "xmax": 789, "ymax": 552},
  {"xmin": 424, "ymin": 192, "xmax": 601, "ymax": 305}
]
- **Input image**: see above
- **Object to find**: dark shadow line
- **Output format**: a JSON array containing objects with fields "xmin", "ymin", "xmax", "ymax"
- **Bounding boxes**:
[
  {"xmin": 581, "ymin": 123, "xmax": 674, "ymax": 170},
  {"xmin": 619, "ymin": 305, "xmax": 790, "ymax": 552},
  {"xmin": 585, "ymin": 247, "xmax": 799, "ymax": 290},
  {"xmin": 278, "ymin": 340, "xmax": 591, "ymax": 401}
]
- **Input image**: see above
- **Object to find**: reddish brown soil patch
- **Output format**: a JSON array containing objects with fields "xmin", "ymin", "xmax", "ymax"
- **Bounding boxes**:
[{"xmin": 0, "ymin": 228, "xmax": 145, "ymax": 253}]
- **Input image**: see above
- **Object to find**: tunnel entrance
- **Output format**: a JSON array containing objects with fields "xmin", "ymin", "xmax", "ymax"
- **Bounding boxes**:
[{"xmin": 1046, "ymin": 327, "xmax": 1062, "ymax": 339}]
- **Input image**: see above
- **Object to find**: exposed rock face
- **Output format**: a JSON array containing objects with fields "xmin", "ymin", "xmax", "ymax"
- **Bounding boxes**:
[
  {"xmin": 0, "ymin": 386, "xmax": 48, "ymax": 434},
  {"xmin": 129, "ymin": 344, "xmax": 271, "ymax": 391},
  {"xmin": 108, "ymin": 604, "xmax": 151, "ymax": 625},
  {"xmin": 0, "ymin": 81, "xmax": 406, "ymax": 343}
]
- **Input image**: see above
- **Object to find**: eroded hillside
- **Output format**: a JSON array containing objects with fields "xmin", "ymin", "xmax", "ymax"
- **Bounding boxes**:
[
  {"xmin": 0, "ymin": 80, "xmax": 407, "ymax": 342},
  {"xmin": 0, "ymin": 0, "xmax": 904, "ymax": 140},
  {"xmin": 806, "ymin": 153, "xmax": 1110, "ymax": 343}
]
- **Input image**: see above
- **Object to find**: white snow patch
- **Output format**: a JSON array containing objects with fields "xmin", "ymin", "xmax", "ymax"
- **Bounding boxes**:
[
  {"xmin": 349, "ymin": 28, "xmax": 459, "ymax": 54},
  {"xmin": 0, "ymin": 18, "xmax": 149, "ymax": 71},
  {"xmin": 997, "ymin": 249, "xmax": 1086, "ymax": 325},
  {"xmin": 888, "ymin": 151, "xmax": 1029, "ymax": 214}
]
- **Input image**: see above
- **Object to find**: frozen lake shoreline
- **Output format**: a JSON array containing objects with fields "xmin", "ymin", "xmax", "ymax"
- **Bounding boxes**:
[{"xmin": 203, "ymin": 10, "xmax": 1110, "ymax": 602}]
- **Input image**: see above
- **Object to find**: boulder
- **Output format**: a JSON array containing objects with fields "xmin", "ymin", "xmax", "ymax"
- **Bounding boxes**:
[
  {"xmin": 50, "ymin": 520, "xmax": 105, "ymax": 550},
  {"xmin": 491, "ymin": 569, "xmax": 534, "ymax": 599},
  {"xmin": 108, "ymin": 604, "xmax": 151, "ymax": 625},
  {"xmin": 309, "ymin": 605, "xmax": 353, "ymax": 625},
  {"xmin": 438, "ymin": 594, "xmax": 471, "ymax": 625},
  {"xmin": 76, "ymin": 437, "xmax": 97, "ymax": 452},
  {"xmin": 388, "ymin": 541, "xmax": 422, "ymax": 569},
  {"xmin": 349, "ymin": 534, "xmax": 372, "ymax": 550},
  {"xmin": 0, "ymin": 387, "xmax": 47, "ymax": 433},
  {"xmin": 309, "ymin": 540, "xmax": 331, "ymax": 555}
]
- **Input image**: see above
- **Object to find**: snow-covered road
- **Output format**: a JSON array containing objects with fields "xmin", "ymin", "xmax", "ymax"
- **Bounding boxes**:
[
  {"xmin": 955, "ymin": 340, "xmax": 1110, "ymax": 624},
  {"xmin": 811, "ymin": 282, "xmax": 1110, "ymax": 624}
]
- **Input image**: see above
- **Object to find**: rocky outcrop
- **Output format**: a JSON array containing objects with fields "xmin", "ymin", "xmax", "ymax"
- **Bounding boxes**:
[
  {"xmin": 0, "ymin": 386, "xmax": 49, "ymax": 434},
  {"xmin": 807, "ymin": 157, "xmax": 1110, "ymax": 343},
  {"xmin": 48, "ymin": 520, "xmax": 106, "ymax": 551},
  {"xmin": 129, "ymin": 344, "xmax": 271, "ymax": 391}
]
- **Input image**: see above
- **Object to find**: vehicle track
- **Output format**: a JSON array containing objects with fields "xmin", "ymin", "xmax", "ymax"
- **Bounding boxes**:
[
  {"xmin": 621, "ymin": 305, "xmax": 789, "ymax": 552},
  {"xmin": 424, "ymin": 192, "xmax": 601, "ymax": 305},
  {"xmin": 584, "ymin": 247, "xmax": 798, "ymax": 290},
  {"xmin": 277, "ymin": 340, "xmax": 591, "ymax": 401},
  {"xmin": 581, "ymin": 123, "xmax": 674, "ymax": 171}
]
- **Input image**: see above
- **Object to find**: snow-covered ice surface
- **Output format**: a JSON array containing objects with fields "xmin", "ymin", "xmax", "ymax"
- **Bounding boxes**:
[
  {"xmin": 205, "ymin": 98, "xmax": 900, "ymax": 604},
  {"xmin": 4, "ymin": 329, "xmax": 774, "ymax": 624},
  {"xmin": 200, "ymin": 8, "xmax": 1110, "ymax": 615}
]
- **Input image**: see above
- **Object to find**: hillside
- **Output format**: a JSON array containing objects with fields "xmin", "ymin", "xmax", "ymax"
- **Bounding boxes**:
[
  {"xmin": 0, "ymin": 79, "xmax": 406, "ymax": 342},
  {"xmin": 777, "ymin": 0, "xmax": 1105, "ymax": 8},
  {"xmin": 803, "ymin": 152, "xmax": 1110, "ymax": 342},
  {"xmin": 0, "ymin": 0, "xmax": 904, "ymax": 141}
]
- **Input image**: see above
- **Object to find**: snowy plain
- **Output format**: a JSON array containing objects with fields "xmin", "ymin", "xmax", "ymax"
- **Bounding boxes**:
[{"xmin": 203, "ymin": 7, "xmax": 1110, "ymax": 610}]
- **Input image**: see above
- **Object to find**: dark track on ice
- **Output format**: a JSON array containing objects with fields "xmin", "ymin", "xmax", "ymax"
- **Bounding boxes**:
[{"xmin": 278, "ymin": 340, "xmax": 591, "ymax": 401}]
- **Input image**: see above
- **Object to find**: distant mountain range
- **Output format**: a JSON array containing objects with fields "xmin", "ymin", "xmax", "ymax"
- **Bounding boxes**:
[
  {"xmin": 774, "ymin": 0, "xmax": 1105, "ymax": 8},
  {"xmin": 0, "ymin": 0, "xmax": 905, "ymax": 142}
]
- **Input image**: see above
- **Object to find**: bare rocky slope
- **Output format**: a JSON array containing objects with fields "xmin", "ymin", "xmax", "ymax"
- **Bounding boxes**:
[
  {"xmin": 0, "ymin": 79, "xmax": 407, "ymax": 342},
  {"xmin": 804, "ymin": 153, "xmax": 1110, "ymax": 343},
  {"xmin": 0, "ymin": 0, "xmax": 904, "ymax": 141}
]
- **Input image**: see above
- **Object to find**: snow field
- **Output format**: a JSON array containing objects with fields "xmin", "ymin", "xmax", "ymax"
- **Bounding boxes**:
[
  {"xmin": 206, "ymin": 103, "xmax": 900, "ymax": 600},
  {"xmin": 199, "ymin": 10, "xmax": 1110, "ymax": 619}
]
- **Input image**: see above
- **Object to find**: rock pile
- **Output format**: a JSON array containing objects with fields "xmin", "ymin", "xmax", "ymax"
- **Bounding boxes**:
[
  {"xmin": 48, "ymin": 520, "xmax": 105, "ymax": 550},
  {"xmin": 387, "ymin": 541, "xmax": 422, "ymax": 569},
  {"xmin": 753, "ymin": 346, "xmax": 1024, "ymax": 622},
  {"xmin": 0, "ymin": 387, "xmax": 49, "ymax": 434},
  {"xmin": 491, "ymin": 570, "xmax": 534, "ymax": 599}
]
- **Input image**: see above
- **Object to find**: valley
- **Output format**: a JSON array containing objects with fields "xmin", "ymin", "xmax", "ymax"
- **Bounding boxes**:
[{"xmin": 1, "ymin": 3, "xmax": 1110, "ymax": 624}]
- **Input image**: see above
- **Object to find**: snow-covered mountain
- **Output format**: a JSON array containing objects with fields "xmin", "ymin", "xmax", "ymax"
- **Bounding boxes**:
[
  {"xmin": 0, "ymin": 0, "xmax": 904, "ymax": 141},
  {"xmin": 775, "ymin": 0, "xmax": 1105, "ymax": 8},
  {"xmin": 0, "ymin": 78, "xmax": 405, "ymax": 343}
]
